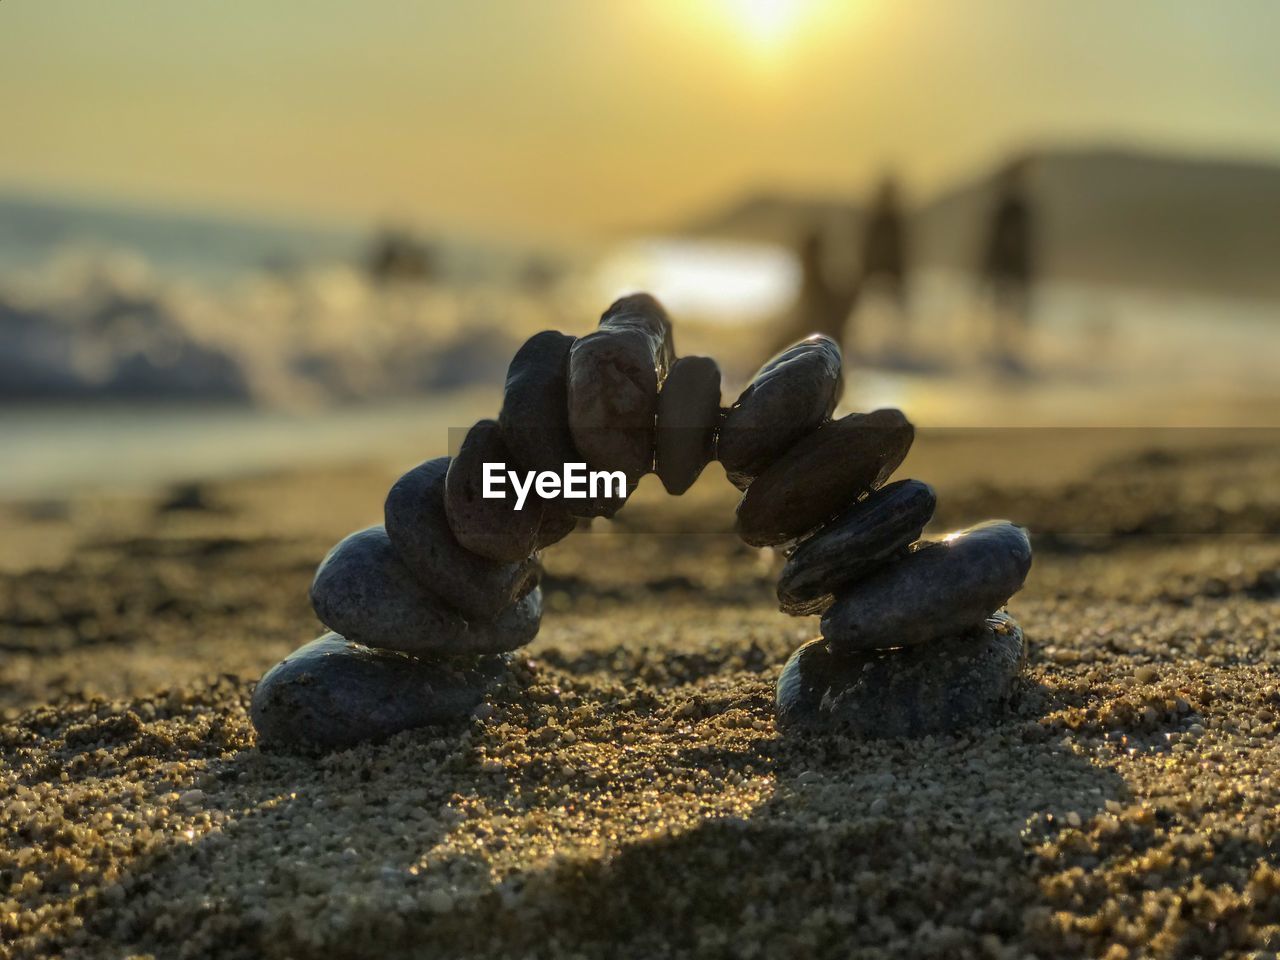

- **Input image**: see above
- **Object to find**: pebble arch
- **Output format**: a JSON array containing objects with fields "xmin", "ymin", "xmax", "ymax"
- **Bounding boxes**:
[{"xmin": 252, "ymin": 293, "xmax": 1033, "ymax": 753}]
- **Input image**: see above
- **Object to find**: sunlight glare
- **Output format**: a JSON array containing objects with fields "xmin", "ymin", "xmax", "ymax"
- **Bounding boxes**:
[
  {"xmin": 594, "ymin": 238, "xmax": 798, "ymax": 325},
  {"xmin": 719, "ymin": 0, "xmax": 812, "ymax": 54}
]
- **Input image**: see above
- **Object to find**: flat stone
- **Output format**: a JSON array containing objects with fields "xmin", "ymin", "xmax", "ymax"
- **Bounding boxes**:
[
  {"xmin": 495, "ymin": 331, "xmax": 588, "ymax": 535},
  {"xmin": 820, "ymin": 520, "xmax": 1032, "ymax": 653},
  {"xmin": 718, "ymin": 335, "xmax": 842, "ymax": 484},
  {"xmin": 385, "ymin": 458, "xmax": 540, "ymax": 620},
  {"xmin": 734, "ymin": 409, "xmax": 914, "ymax": 547},
  {"xmin": 776, "ymin": 612, "xmax": 1027, "ymax": 738},
  {"xmin": 567, "ymin": 294, "xmax": 675, "ymax": 509},
  {"xmin": 498, "ymin": 330, "xmax": 580, "ymax": 477},
  {"xmin": 655, "ymin": 355, "xmax": 722, "ymax": 495},
  {"xmin": 311, "ymin": 525, "xmax": 541, "ymax": 654},
  {"xmin": 596, "ymin": 292, "xmax": 676, "ymax": 370},
  {"xmin": 251, "ymin": 633, "xmax": 512, "ymax": 752},
  {"xmin": 777, "ymin": 479, "xmax": 936, "ymax": 615},
  {"xmin": 446, "ymin": 419, "xmax": 547, "ymax": 563}
]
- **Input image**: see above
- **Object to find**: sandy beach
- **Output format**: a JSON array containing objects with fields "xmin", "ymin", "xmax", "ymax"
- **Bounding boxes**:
[
  {"xmin": 1, "ymin": 426, "xmax": 1277, "ymax": 959},
  {"xmin": 9, "ymin": 0, "xmax": 1280, "ymax": 954}
]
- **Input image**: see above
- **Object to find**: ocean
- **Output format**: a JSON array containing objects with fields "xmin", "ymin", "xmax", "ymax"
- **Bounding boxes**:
[{"xmin": 2, "ymin": 191, "xmax": 1277, "ymax": 497}]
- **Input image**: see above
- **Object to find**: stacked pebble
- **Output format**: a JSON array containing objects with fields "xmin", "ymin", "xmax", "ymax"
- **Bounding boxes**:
[
  {"xmin": 718, "ymin": 338, "xmax": 1035, "ymax": 737},
  {"xmin": 251, "ymin": 294, "xmax": 724, "ymax": 752},
  {"xmin": 251, "ymin": 291, "xmax": 1032, "ymax": 752}
]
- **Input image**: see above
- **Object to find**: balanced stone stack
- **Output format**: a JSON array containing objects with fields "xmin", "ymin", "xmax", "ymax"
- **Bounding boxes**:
[
  {"xmin": 251, "ymin": 291, "xmax": 1032, "ymax": 752},
  {"xmin": 717, "ymin": 337, "xmax": 1034, "ymax": 737},
  {"xmin": 251, "ymin": 294, "xmax": 725, "ymax": 752}
]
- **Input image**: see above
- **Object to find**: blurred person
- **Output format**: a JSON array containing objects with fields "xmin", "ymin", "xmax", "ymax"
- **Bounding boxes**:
[
  {"xmin": 366, "ymin": 227, "xmax": 436, "ymax": 284},
  {"xmin": 859, "ymin": 175, "xmax": 910, "ymax": 315},
  {"xmin": 772, "ymin": 226, "xmax": 859, "ymax": 357},
  {"xmin": 979, "ymin": 157, "xmax": 1037, "ymax": 344},
  {"xmin": 519, "ymin": 255, "xmax": 562, "ymax": 294}
]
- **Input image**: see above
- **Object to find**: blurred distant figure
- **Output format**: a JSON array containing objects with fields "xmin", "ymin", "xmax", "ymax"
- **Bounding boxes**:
[
  {"xmin": 366, "ymin": 227, "xmax": 435, "ymax": 284},
  {"xmin": 518, "ymin": 254, "xmax": 562, "ymax": 294},
  {"xmin": 980, "ymin": 158, "xmax": 1036, "ymax": 335},
  {"xmin": 774, "ymin": 227, "xmax": 859, "ymax": 355},
  {"xmin": 859, "ymin": 176, "xmax": 909, "ymax": 314}
]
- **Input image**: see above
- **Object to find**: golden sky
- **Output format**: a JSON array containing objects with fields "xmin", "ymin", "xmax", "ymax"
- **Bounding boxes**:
[{"xmin": 4, "ymin": 0, "xmax": 1279, "ymax": 239}]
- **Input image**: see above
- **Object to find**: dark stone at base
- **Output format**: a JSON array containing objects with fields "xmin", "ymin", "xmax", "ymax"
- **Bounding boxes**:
[
  {"xmin": 311, "ymin": 525, "xmax": 542, "ymax": 655},
  {"xmin": 446, "ymin": 419, "xmax": 545, "ymax": 563},
  {"xmin": 735, "ymin": 409, "xmax": 914, "ymax": 547},
  {"xmin": 777, "ymin": 479, "xmax": 936, "ymax": 615},
  {"xmin": 386, "ymin": 458, "xmax": 540, "ymax": 619},
  {"xmin": 718, "ymin": 334, "xmax": 842, "ymax": 483},
  {"xmin": 655, "ymin": 355, "xmax": 721, "ymax": 495},
  {"xmin": 776, "ymin": 613, "xmax": 1027, "ymax": 738},
  {"xmin": 251, "ymin": 633, "xmax": 511, "ymax": 752},
  {"xmin": 820, "ymin": 520, "xmax": 1032, "ymax": 653}
]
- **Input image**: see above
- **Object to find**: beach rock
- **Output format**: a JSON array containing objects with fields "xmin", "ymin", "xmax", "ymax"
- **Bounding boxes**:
[
  {"xmin": 777, "ymin": 479, "xmax": 936, "ymax": 615},
  {"xmin": 655, "ymin": 355, "xmax": 721, "ymax": 495},
  {"xmin": 567, "ymin": 294, "xmax": 675, "ymax": 505},
  {"xmin": 597, "ymin": 292, "xmax": 676, "ymax": 370},
  {"xmin": 494, "ymin": 330, "xmax": 586, "ymax": 538},
  {"xmin": 776, "ymin": 612, "xmax": 1027, "ymax": 738},
  {"xmin": 311, "ymin": 525, "xmax": 542, "ymax": 654},
  {"xmin": 735, "ymin": 409, "xmax": 914, "ymax": 547},
  {"xmin": 820, "ymin": 520, "xmax": 1032, "ymax": 653},
  {"xmin": 446, "ymin": 419, "xmax": 548, "ymax": 564},
  {"xmin": 718, "ymin": 334, "xmax": 842, "ymax": 483},
  {"xmin": 386, "ymin": 458, "xmax": 540, "ymax": 619},
  {"xmin": 498, "ymin": 330, "xmax": 580, "ymax": 479},
  {"xmin": 251, "ymin": 633, "xmax": 512, "ymax": 752}
]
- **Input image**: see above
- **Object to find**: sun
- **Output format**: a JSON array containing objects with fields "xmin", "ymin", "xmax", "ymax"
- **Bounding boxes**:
[{"xmin": 717, "ymin": 0, "xmax": 812, "ymax": 54}]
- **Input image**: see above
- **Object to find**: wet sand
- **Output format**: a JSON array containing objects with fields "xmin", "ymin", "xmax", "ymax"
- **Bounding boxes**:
[{"xmin": 2, "ymin": 429, "xmax": 1279, "ymax": 958}]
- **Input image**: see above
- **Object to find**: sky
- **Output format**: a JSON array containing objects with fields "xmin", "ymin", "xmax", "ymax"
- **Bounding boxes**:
[{"xmin": 4, "ymin": 0, "xmax": 1280, "ymax": 240}]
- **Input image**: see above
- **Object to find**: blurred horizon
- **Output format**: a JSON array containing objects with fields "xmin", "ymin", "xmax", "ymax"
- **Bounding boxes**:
[
  {"xmin": 7, "ymin": 137, "xmax": 1280, "ymax": 253},
  {"xmin": 4, "ymin": 1, "xmax": 1280, "ymax": 497}
]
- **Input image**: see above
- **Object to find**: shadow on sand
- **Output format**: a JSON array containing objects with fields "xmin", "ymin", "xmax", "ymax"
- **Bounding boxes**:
[{"xmin": 21, "ymin": 669, "xmax": 1138, "ymax": 960}]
